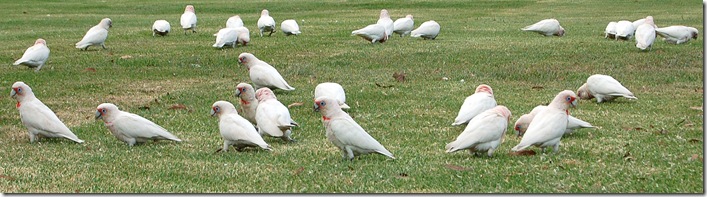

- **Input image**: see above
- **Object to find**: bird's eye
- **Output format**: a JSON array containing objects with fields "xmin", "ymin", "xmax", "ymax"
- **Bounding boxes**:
[
  {"xmin": 320, "ymin": 101, "xmax": 326, "ymax": 106},
  {"xmin": 214, "ymin": 107, "xmax": 220, "ymax": 112},
  {"xmin": 515, "ymin": 125, "xmax": 520, "ymax": 130},
  {"xmin": 566, "ymin": 96, "xmax": 571, "ymax": 101},
  {"xmin": 101, "ymin": 109, "xmax": 106, "ymax": 113},
  {"xmin": 16, "ymin": 88, "xmax": 22, "ymax": 92}
]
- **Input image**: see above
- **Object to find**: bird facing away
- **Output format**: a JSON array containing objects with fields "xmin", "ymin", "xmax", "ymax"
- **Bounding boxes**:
[
  {"xmin": 13, "ymin": 38, "xmax": 50, "ymax": 72},
  {"xmin": 180, "ymin": 5, "xmax": 197, "ymax": 34},
  {"xmin": 75, "ymin": 18, "xmax": 112, "ymax": 50},
  {"xmin": 393, "ymin": 14, "xmax": 414, "ymax": 37},
  {"xmin": 511, "ymin": 90, "xmax": 578, "ymax": 153},
  {"xmin": 226, "ymin": 15, "xmax": 244, "ymax": 28},
  {"xmin": 211, "ymin": 101, "xmax": 272, "ymax": 152},
  {"xmin": 95, "ymin": 103, "xmax": 182, "ymax": 146},
  {"xmin": 604, "ymin": 21, "xmax": 617, "ymax": 39},
  {"xmin": 514, "ymin": 105, "xmax": 594, "ymax": 137},
  {"xmin": 152, "ymin": 20, "xmax": 171, "ymax": 36},
  {"xmin": 410, "ymin": 20, "xmax": 440, "ymax": 40},
  {"xmin": 255, "ymin": 88, "xmax": 298, "ymax": 142},
  {"xmin": 314, "ymin": 96, "xmax": 395, "ymax": 160},
  {"xmin": 452, "ymin": 84, "xmax": 497, "ymax": 126},
  {"xmin": 521, "ymin": 18, "xmax": 564, "ymax": 37},
  {"xmin": 280, "ymin": 19, "xmax": 301, "ymax": 36},
  {"xmin": 235, "ymin": 82, "xmax": 259, "ymax": 125},
  {"xmin": 614, "ymin": 20, "xmax": 635, "ymax": 40},
  {"xmin": 446, "ymin": 105, "xmax": 512, "ymax": 157},
  {"xmin": 238, "ymin": 52, "xmax": 295, "ymax": 91},
  {"xmin": 257, "ymin": 9, "xmax": 276, "ymax": 37},
  {"xmin": 213, "ymin": 28, "xmax": 240, "ymax": 48},
  {"xmin": 314, "ymin": 82, "xmax": 350, "ymax": 110},
  {"xmin": 634, "ymin": 16, "xmax": 656, "ymax": 51},
  {"xmin": 376, "ymin": 9, "xmax": 394, "ymax": 39},
  {"xmin": 655, "ymin": 25, "xmax": 699, "ymax": 44},
  {"xmin": 352, "ymin": 24, "xmax": 388, "ymax": 43},
  {"xmin": 11, "ymin": 82, "xmax": 84, "ymax": 143},
  {"xmin": 577, "ymin": 74, "xmax": 637, "ymax": 103}
]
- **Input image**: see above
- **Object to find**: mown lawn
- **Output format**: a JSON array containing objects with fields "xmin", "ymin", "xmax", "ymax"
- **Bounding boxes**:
[{"xmin": 0, "ymin": 0, "xmax": 702, "ymax": 193}]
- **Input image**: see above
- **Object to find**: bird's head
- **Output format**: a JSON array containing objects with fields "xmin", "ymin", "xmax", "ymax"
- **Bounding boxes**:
[
  {"xmin": 10, "ymin": 81, "xmax": 33, "ymax": 101},
  {"xmin": 211, "ymin": 101, "xmax": 235, "ymax": 117},
  {"xmin": 95, "ymin": 103, "xmax": 119, "ymax": 121}
]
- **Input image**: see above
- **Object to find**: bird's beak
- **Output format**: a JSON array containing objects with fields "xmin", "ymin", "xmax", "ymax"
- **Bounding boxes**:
[
  {"xmin": 10, "ymin": 88, "xmax": 17, "ymax": 98},
  {"xmin": 95, "ymin": 110, "xmax": 103, "ymax": 120},
  {"xmin": 235, "ymin": 89, "xmax": 242, "ymax": 97},
  {"xmin": 238, "ymin": 57, "xmax": 244, "ymax": 64},
  {"xmin": 313, "ymin": 103, "xmax": 320, "ymax": 112},
  {"xmin": 570, "ymin": 97, "xmax": 578, "ymax": 108},
  {"xmin": 210, "ymin": 108, "xmax": 217, "ymax": 117}
]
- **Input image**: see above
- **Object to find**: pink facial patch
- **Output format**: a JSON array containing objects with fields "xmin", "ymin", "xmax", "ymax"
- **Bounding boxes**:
[{"xmin": 16, "ymin": 102, "xmax": 21, "ymax": 108}]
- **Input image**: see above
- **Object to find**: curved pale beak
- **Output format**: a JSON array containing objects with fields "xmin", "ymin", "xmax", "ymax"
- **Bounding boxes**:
[
  {"xmin": 235, "ymin": 88, "xmax": 242, "ymax": 97},
  {"xmin": 210, "ymin": 108, "xmax": 217, "ymax": 117},
  {"xmin": 10, "ymin": 88, "xmax": 17, "ymax": 98},
  {"xmin": 313, "ymin": 103, "xmax": 320, "ymax": 112},
  {"xmin": 95, "ymin": 110, "xmax": 103, "ymax": 120},
  {"xmin": 570, "ymin": 97, "xmax": 578, "ymax": 108}
]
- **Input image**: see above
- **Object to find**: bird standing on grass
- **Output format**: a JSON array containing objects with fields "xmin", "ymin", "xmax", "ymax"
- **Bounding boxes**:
[
  {"xmin": 11, "ymin": 82, "xmax": 84, "ymax": 143},
  {"xmin": 511, "ymin": 90, "xmax": 577, "ymax": 153},
  {"xmin": 95, "ymin": 103, "xmax": 182, "ymax": 146},
  {"xmin": 211, "ymin": 101, "xmax": 272, "ymax": 152},
  {"xmin": 180, "ymin": 5, "xmax": 197, "ymax": 34},
  {"xmin": 76, "ymin": 18, "xmax": 112, "ymax": 50},
  {"xmin": 13, "ymin": 38, "xmax": 50, "ymax": 72}
]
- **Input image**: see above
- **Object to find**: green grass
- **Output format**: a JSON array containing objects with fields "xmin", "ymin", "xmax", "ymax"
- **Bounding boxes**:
[{"xmin": 0, "ymin": 0, "xmax": 703, "ymax": 193}]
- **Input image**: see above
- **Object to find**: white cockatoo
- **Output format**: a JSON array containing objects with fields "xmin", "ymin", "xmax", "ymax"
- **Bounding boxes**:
[
  {"xmin": 255, "ymin": 88, "xmax": 298, "ymax": 142},
  {"xmin": 635, "ymin": 16, "xmax": 656, "ymax": 51},
  {"xmin": 180, "ymin": 5, "xmax": 197, "ymax": 34},
  {"xmin": 213, "ymin": 28, "xmax": 239, "ymax": 48},
  {"xmin": 233, "ymin": 26, "xmax": 250, "ymax": 46},
  {"xmin": 656, "ymin": 25, "xmax": 699, "ymax": 44},
  {"xmin": 238, "ymin": 53, "xmax": 295, "ymax": 91},
  {"xmin": 235, "ymin": 83, "xmax": 259, "ymax": 125},
  {"xmin": 352, "ymin": 24, "xmax": 387, "ymax": 43},
  {"xmin": 211, "ymin": 101, "xmax": 271, "ymax": 152},
  {"xmin": 11, "ymin": 82, "xmax": 84, "ymax": 143},
  {"xmin": 614, "ymin": 20, "xmax": 635, "ymax": 40},
  {"xmin": 13, "ymin": 38, "xmax": 50, "ymax": 72},
  {"xmin": 257, "ymin": 9, "xmax": 276, "ymax": 37},
  {"xmin": 445, "ymin": 105, "xmax": 512, "ymax": 157},
  {"xmin": 604, "ymin": 21, "xmax": 617, "ymax": 39},
  {"xmin": 314, "ymin": 82, "xmax": 350, "ymax": 110},
  {"xmin": 95, "ymin": 103, "xmax": 182, "ymax": 146},
  {"xmin": 376, "ymin": 9, "xmax": 394, "ymax": 39},
  {"xmin": 152, "ymin": 20, "xmax": 170, "ymax": 36},
  {"xmin": 511, "ymin": 90, "xmax": 578, "ymax": 153},
  {"xmin": 452, "ymin": 84, "xmax": 497, "ymax": 126},
  {"xmin": 314, "ymin": 96, "xmax": 395, "ymax": 160},
  {"xmin": 393, "ymin": 14, "xmax": 414, "ymax": 37},
  {"xmin": 521, "ymin": 18, "xmax": 564, "ymax": 37},
  {"xmin": 75, "ymin": 18, "xmax": 112, "ymax": 50},
  {"xmin": 280, "ymin": 19, "xmax": 301, "ymax": 36},
  {"xmin": 577, "ymin": 74, "xmax": 637, "ymax": 103},
  {"xmin": 410, "ymin": 20, "xmax": 440, "ymax": 40},
  {"xmin": 226, "ymin": 15, "xmax": 244, "ymax": 28},
  {"xmin": 514, "ymin": 105, "xmax": 593, "ymax": 137}
]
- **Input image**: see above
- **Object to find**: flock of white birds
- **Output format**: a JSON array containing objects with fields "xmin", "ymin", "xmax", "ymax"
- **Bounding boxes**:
[{"xmin": 8, "ymin": 5, "xmax": 698, "ymax": 160}]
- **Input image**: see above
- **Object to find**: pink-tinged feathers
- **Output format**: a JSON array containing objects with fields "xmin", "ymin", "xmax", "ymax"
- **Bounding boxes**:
[
  {"xmin": 185, "ymin": 5, "xmax": 195, "ymax": 13},
  {"xmin": 34, "ymin": 39, "xmax": 47, "ymax": 46},
  {"xmin": 475, "ymin": 84, "xmax": 493, "ymax": 95}
]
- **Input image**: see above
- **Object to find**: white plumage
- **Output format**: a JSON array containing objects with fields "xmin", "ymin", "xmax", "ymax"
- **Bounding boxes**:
[
  {"xmin": 152, "ymin": 20, "xmax": 170, "ymax": 36},
  {"xmin": 604, "ymin": 21, "xmax": 617, "ymax": 39},
  {"xmin": 95, "ymin": 103, "xmax": 181, "ymax": 146},
  {"xmin": 255, "ymin": 88, "xmax": 298, "ymax": 142},
  {"xmin": 410, "ymin": 20, "xmax": 440, "ymax": 40},
  {"xmin": 445, "ymin": 106, "xmax": 512, "ymax": 157},
  {"xmin": 632, "ymin": 18, "xmax": 646, "ymax": 30},
  {"xmin": 314, "ymin": 82, "xmax": 350, "ymax": 110},
  {"xmin": 314, "ymin": 96, "xmax": 395, "ymax": 160},
  {"xmin": 521, "ymin": 18, "xmax": 564, "ymax": 37},
  {"xmin": 511, "ymin": 90, "xmax": 578, "ymax": 153},
  {"xmin": 226, "ymin": 15, "xmax": 244, "ymax": 28},
  {"xmin": 213, "ymin": 28, "xmax": 239, "ymax": 48},
  {"xmin": 180, "ymin": 5, "xmax": 197, "ymax": 34},
  {"xmin": 75, "ymin": 18, "xmax": 112, "ymax": 50},
  {"xmin": 352, "ymin": 24, "xmax": 387, "ymax": 43},
  {"xmin": 452, "ymin": 84, "xmax": 497, "ymax": 126},
  {"xmin": 238, "ymin": 53, "xmax": 295, "ymax": 91},
  {"xmin": 656, "ymin": 25, "xmax": 699, "ymax": 44},
  {"xmin": 614, "ymin": 20, "xmax": 635, "ymax": 40},
  {"xmin": 257, "ymin": 9, "xmax": 276, "ymax": 37},
  {"xmin": 211, "ymin": 101, "xmax": 271, "ymax": 152},
  {"xmin": 635, "ymin": 16, "xmax": 656, "ymax": 51},
  {"xmin": 235, "ymin": 83, "xmax": 259, "ymax": 125},
  {"xmin": 13, "ymin": 38, "xmax": 50, "ymax": 72},
  {"xmin": 514, "ymin": 105, "xmax": 593, "ymax": 137},
  {"xmin": 577, "ymin": 74, "xmax": 637, "ymax": 103},
  {"xmin": 393, "ymin": 14, "xmax": 414, "ymax": 37},
  {"xmin": 281, "ymin": 19, "xmax": 301, "ymax": 36},
  {"xmin": 11, "ymin": 82, "xmax": 84, "ymax": 143},
  {"xmin": 376, "ymin": 9, "xmax": 394, "ymax": 39}
]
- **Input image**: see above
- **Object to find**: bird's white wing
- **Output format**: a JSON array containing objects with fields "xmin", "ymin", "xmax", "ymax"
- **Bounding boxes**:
[{"xmin": 112, "ymin": 112, "xmax": 180, "ymax": 140}]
